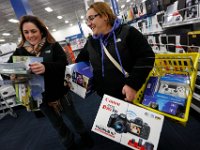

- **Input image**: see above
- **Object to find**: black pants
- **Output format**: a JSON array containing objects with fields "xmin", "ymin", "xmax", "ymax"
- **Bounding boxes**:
[{"xmin": 40, "ymin": 92, "xmax": 86, "ymax": 148}]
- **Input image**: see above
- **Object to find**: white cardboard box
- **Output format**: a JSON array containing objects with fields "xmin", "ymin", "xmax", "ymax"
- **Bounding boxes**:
[
  {"xmin": 92, "ymin": 95, "xmax": 164, "ymax": 150},
  {"xmin": 65, "ymin": 62, "xmax": 93, "ymax": 98}
]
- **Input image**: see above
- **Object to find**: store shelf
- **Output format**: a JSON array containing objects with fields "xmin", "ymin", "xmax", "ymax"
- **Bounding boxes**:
[
  {"xmin": 163, "ymin": 18, "xmax": 200, "ymax": 28},
  {"xmin": 195, "ymin": 84, "xmax": 200, "ymax": 89},
  {"xmin": 162, "ymin": 4, "xmax": 200, "ymax": 29},
  {"xmin": 192, "ymin": 92, "xmax": 200, "ymax": 114},
  {"xmin": 191, "ymin": 103, "xmax": 200, "ymax": 113},
  {"xmin": 143, "ymin": 31, "xmax": 164, "ymax": 35}
]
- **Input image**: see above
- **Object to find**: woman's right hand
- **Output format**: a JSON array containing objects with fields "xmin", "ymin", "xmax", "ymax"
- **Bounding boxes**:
[
  {"xmin": 122, "ymin": 84, "xmax": 137, "ymax": 102},
  {"xmin": 29, "ymin": 62, "xmax": 45, "ymax": 75}
]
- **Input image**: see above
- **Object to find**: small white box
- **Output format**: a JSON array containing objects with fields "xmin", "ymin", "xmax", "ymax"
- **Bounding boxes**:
[
  {"xmin": 92, "ymin": 94, "xmax": 164, "ymax": 150},
  {"xmin": 65, "ymin": 62, "xmax": 93, "ymax": 98}
]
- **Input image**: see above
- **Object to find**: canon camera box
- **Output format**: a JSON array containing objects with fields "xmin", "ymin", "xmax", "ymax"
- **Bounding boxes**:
[
  {"xmin": 92, "ymin": 94, "xmax": 164, "ymax": 150},
  {"xmin": 65, "ymin": 62, "xmax": 93, "ymax": 98}
]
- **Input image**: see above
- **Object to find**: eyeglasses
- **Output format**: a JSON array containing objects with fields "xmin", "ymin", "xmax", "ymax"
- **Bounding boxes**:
[{"xmin": 86, "ymin": 14, "xmax": 99, "ymax": 23}]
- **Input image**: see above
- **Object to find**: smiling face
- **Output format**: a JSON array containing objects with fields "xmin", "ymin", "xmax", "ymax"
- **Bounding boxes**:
[
  {"xmin": 86, "ymin": 8, "xmax": 112, "ymax": 36},
  {"xmin": 22, "ymin": 22, "xmax": 42, "ymax": 46}
]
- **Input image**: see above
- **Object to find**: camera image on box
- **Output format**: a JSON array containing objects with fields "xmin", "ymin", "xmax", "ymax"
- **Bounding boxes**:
[
  {"xmin": 107, "ymin": 113, "xmax": 150, "ymax": 140},
  {"xmin": 64, "ymin": 73, "xmax": 74, "ymax": 90}
]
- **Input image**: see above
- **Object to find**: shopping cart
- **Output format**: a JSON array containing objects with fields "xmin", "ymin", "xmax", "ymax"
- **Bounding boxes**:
[{"xmin": 133, "ymin": 53, "xmax": 200, "ymax": 125}]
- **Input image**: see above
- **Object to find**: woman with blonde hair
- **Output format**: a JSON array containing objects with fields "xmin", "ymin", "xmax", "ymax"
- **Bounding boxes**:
[{"xmin": 76, "ymin": 2, "xmax": 155, "ymax": 101}]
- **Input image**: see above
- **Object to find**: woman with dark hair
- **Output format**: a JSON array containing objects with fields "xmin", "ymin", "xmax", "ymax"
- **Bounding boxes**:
[
  {"xmin": 8, "ymin": 15, "xmax": 93, "ymax": 150},
  {"xmin": 76, "ymin": 2, "xmax": 155, "ymax": 101}
]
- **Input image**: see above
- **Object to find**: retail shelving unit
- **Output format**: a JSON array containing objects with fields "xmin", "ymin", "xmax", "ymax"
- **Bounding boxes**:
[
  {"xmin": 0, "ymin": 43, "xmax": 17, "ymax": 116},
  {"xmin": 123, "ymin": 0, "xmax": 200, "ymax": 113},
  {"xmin": 65, "ymin": 33, "xmax": 86, "ymax": 58},
  {"xmin": 0, "ymin": 82, "xmax": 17, "ymax": 119}
]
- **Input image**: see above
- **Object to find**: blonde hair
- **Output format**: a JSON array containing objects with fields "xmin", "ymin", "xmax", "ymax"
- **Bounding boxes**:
[{"xmin": 88, "ymin": 2, "xmax": 117, "ymax": 26}]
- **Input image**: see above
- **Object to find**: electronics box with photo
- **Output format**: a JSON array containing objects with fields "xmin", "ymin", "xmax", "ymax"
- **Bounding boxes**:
[
  {"xmin": 142, "ymin": 94, "xmax": 180, "ymax": 115},
  {"xmin": 157, "ymin": 81, "xmax": 188, "ymax": 101},
  {"xmin": 92, "ymin": 94, "xmax": 164, "ymax": 150},
  {"xmin": 144, "ymin": 76, "xmax": 159, "ymax": 97},
  {"xmin": 65, "ymin": 62, "xmax": 93, "ymax": 99},
  {"xmin": 158, "ymin": 74, "xmax": 190, "ymax": 98}
]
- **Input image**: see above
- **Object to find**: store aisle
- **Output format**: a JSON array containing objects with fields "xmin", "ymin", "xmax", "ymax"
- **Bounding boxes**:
[{"xmin": 0, "ymin": 92, "xmax": 200, "ymax": 150}]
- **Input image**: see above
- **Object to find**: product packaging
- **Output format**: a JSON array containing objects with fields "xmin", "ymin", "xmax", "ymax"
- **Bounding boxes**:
[
  {"xmin": 92, "ymin": 94, "xmax": 164, "ymax": 150},
  {"xmin": 65, "ymin": 62, "xmax": 93, "ymax": 98}
]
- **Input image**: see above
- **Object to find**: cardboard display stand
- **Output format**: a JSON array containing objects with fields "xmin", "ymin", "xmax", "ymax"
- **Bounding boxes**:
[{"xmin": 92, "ymin": 94, "xmax": 164, "ymax": 150}]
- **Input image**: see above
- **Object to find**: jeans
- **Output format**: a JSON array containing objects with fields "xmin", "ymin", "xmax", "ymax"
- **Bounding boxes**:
[{"xmin": 40, "ymin": 92, "xmax": 86, "ymax": 148}]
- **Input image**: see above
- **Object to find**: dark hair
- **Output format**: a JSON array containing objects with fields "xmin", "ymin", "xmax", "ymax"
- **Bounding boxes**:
[
  {"xmin": 88, "ymin": 2, "xmax": 117, "ymax": 26},
  {"xmin": 18, "ymin": 15, "xmax": 55, "ymax": 47}
]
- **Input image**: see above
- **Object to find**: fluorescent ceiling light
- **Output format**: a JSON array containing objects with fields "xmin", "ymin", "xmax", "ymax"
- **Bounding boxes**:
[
  {"xmin": 52, "ymin": 29, "xmax": 56, "ymax": 32},
  {"xmin": 8, "ymin": 19, "xmax": 19, "ymax": 23},
  {"xmin": 126, "ymin": 0, "xmax": 130, "ymax": 2},
  {"xmin": 65, "ymin": 20, "xmax": 69, "ymax": 24},
  {"xmin": 70, "ymin": 24, "xmax": 73, "ymax": 26},
  {"xmin": 2, "ymin": 33, "xmax": 10, "ymax": 36},
  {"xmin": 0, "ymin": 39, "xmax": 5, "ymax": 42},
  {"xmin": 80, "ymin": 16, "xmax": 84, "ymax": 19},
  {"xmin": 45, "ymin": 7, "xmax": 53, "ymax": 12},
  {"xmin": 121, "ymin": 5, "xmax": 125, "ymax": 9},
  {"xmin": 57, "ymin": 16, "xmax": 63, "ymax": 19}
]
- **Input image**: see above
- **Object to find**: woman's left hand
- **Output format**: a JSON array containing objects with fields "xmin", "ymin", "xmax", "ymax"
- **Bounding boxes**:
[
  {"xmin": 29, "ymin": 62, "xmax": 45, "ymax": 75},
  {"xmin": 122, "ymin": 84, "xmax": 137, "ymax": 102}
]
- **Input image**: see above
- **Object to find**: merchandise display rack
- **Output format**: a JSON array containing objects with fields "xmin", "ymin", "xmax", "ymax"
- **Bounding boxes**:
[
  {"xmin": 0, "ymin": 91, "xmax": 17, "ymax": 120},
  {"xmin": 0, "ymin": 43, "xmax": 17, "ymax": 118},
  {"xmin": 162, "ymin": 4, "xmax": 200, "ymax": 28},
  {"xmin": 126, "ymin": 1, "xmax": 200, "ymax": 114}
]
